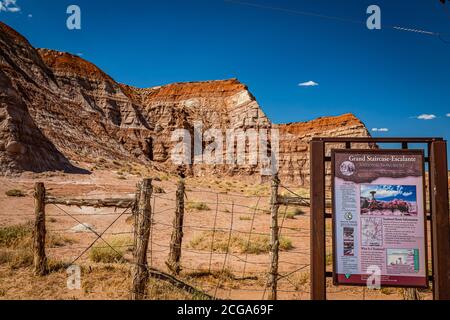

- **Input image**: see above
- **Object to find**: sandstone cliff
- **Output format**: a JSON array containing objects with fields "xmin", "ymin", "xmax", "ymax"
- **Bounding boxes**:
[
  {"xmin": 0, "ymin": 22, "xmax": 371, "ymax": 184},
  {"xmin": 276, "ymin": 114, "xmax": 371, "ymax": 185}
]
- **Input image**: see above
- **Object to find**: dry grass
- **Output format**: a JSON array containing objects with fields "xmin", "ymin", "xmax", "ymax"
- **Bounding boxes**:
[
  {"xmin": 243, "ymin": 184, "xmax": 270, "ymax": 197},
  {"xmin": 0, "ymin": 249, "xmax": 33, "ymax": 269},
  {"xmin": 249, "ymin": 205, "xmax": 270, "ymax": 214},
  {"xmin": 0, "ymin": 223, "xmax": 75, "ymax": 270},
  {"xmin": 114, "ymin": 162, "xmax": 156, "ymax": 178},
  {"xmin": 286, "ymin": 272, "xmax": 310, "ymax": 290},
  {"xmin": 186, "ymin": 201, "xmax": 210, "ymax": 211},
  {"xmin": 0, "ymin": 222, "xmax": 74, "ymax": 249},
  {"xmin": 5, "ymin": 189, "xmax": 26, "ymax": 197},
  {"xmin": 159, "ymin": 173, "xmax": 170, "ymax": 181},
  {"xmin": 279, "ymin": 187, "xmax": 309, "ymax": 198},
  {"xmin": 380, "ymin": 287, "xmax": 396, "ymax": 295},
  {"xmin": 0, "ymin": 262, "xmax": 205, "ymax": 300},
  {"xmin": 184, "ymin": 268, "xmax": 247, "ymax": 290},
  {"xmin": 189, "ymin": 231, "xmax": 293, "ymax": 254},
  {"xmin": 0, "ymin": 224, "xmax": 31, "ymax": 247},
  {"xmin": 279, "ymin": 206, "xmax": 306, "ymax": 219},
  {"xmin": 153, "ymin": 186, "xmax": 166, "ymax": 194},
  {"xmin": 89, "ymin": 236, "xmax": 133, "ymax": 263},
  {"xmin": 325, "ymin": 253, "xmax": 333, "ymax": 266},
  {"xmin": 147, "ymin": 278, "xmax": 204, "ymax": 300}
]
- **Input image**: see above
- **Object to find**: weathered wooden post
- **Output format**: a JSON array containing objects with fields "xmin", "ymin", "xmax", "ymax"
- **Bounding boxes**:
[
  {"xmin": 429, "ymin": 140, "xmax": 450, "ymax": 300},
  {"xmin": 268, "ymin": 174, "xmax": 280, "ymax": 300},
  {"xmin": 33, "ymin": 182, "xmax": 48, "ymax": 276},
  {"xmin": 166, "ymin": 177, "xmax": 185, "ymax": 275},
  {"xmin": 310, "ymin": 139, "xmax": 326, "ymax": 300},
  {"xmin": 131, "ymin": 178, "xmax": 153, "ymax": 300}
]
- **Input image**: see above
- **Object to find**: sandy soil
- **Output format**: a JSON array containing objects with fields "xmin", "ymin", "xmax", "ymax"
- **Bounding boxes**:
[{"xmin": 0, "ymin": 169, "xmax": 433, "ymax": 300}]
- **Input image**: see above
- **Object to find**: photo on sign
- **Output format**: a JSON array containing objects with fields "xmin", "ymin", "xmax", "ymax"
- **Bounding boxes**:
[
  {"xmin": 343, "ymin": 227, "xmax": 354, "ymax": 240},
  {"xmin": 387, "ymin": 249, "xmax": 420, "ymax": 274},
  {"xmin": 343, "ymin": 227, "xmax": 355, "ymax": 256},
  {"xmin": 360, "ymin": 184, "xmax": 417, "ymax": 216},
  {"xmin": 343, "ymin": 241, "xmax": 354, "ymax": 256}
]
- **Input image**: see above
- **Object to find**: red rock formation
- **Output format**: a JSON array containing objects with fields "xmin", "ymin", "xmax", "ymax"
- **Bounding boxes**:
[
  {"xmin": 0, "ymin": 22, "xmax": 371, "ymax": 184},
  {"xmin": 276, "ymin": 114, "xmax": 371, "ymax": 185},
  {"xmin": 0, "ymin": 22, "xmax": 86, "ymax": 173}
]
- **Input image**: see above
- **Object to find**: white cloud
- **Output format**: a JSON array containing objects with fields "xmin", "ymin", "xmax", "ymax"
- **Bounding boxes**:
[
  {"xmin": 0, "ymin": 0, "xmax": 21, "ymax": 13},
  {"xmin": 27, "ymin": 13, "xmax": 32, "ymax": 18},
  {"xmin": 446, "ymin": 113, "xmax": 450, "ymax": 117},
  {"xmin": 362, "ymin": 188, "xmax": 400, "ymax": 199},
  {"xmin": 417, "ymin": 114, "xmax": 436, "ymax": 120},
  {"xmin": 298, "ymin": 80, "xmax": 319, "ymax": 87},
  {"xmin": 372, "ymin": 128, "xmax": 389, "ymax": 132}
]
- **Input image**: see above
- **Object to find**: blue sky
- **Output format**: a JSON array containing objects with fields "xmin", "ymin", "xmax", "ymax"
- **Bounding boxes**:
[
  {"xmin": 1, "ymin": 0, "xmax": 449, "ymax": 158},
  {"xmin": 361, "ymin": 184, "xmax": 417, "ymax": 202}
]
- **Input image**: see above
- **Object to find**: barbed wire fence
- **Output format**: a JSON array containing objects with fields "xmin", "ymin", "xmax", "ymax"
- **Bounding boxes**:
[{"xmin": 21, "ymin": 177, "xmax": 407, "ymax": 300}]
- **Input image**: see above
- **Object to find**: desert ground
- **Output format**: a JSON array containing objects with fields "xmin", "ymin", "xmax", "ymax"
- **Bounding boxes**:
[{"xmin": 0, "ymin": 162, "xmax": 436, "ymax": 300}]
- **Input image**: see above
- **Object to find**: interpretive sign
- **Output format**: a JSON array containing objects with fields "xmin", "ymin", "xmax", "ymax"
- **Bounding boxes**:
[{"xmin": 332, "ymin": 150, "xmax": 428, "ymax": 288}]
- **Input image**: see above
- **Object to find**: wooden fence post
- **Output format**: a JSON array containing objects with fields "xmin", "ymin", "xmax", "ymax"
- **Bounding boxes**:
[
  {"xmin": 310, "ymin": 140, "xmax": 326, "ymax": 300},
  {"xmin": 131, "ymin": 178, "xmax": 153, "ymax": 300},
  {"xmin": 33, "ymin": 182, "xmax": 48, "ymax": 276},
  {"xmin": 166, "ymin": 177, "xmax": 185, "ymax": 275},
  {"xmin": 268, "ymin": 174, "xmax": 280, "ymax": 300},
  {"xmin": 429, "ymin": 140, "xmax": 450, "ymax": 300}
]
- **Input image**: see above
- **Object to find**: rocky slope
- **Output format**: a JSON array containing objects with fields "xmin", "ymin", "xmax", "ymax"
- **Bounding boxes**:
[
  {"xmin": 0, "ymin": 22, "xmax": 370, "ymax": 184},
  {"xmin": 276, "ymin": 114, "xmax": 370, "ymax": 185}
]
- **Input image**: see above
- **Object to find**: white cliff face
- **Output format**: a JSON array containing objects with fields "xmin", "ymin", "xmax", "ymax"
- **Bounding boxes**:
[{"xmin": 226, "ymin": 90, "xmax": 270, "ymax": 129}]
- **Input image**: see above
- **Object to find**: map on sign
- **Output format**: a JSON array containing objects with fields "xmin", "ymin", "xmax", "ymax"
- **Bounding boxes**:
[{"xmin": 361, "ymin": 217, "xmax": 383, "ymax": 246}]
